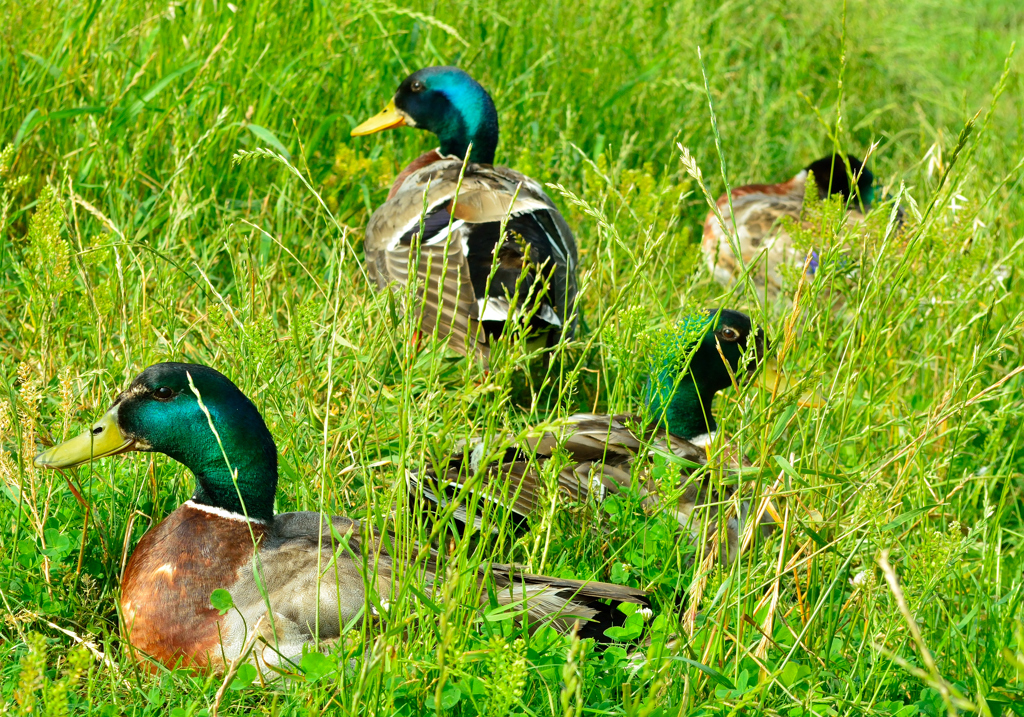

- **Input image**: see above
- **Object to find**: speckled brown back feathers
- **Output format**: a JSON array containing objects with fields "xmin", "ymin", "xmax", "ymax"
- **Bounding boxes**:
[{"xmin": 702, "ymin": 163, "xmax": 871, "ymax": 296}]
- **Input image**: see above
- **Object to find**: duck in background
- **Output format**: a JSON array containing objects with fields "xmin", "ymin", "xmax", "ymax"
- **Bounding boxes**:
[
  {"xmin": 701, "ymin": 154, "xmax": 876, "ymax": 298},
  {"xmin": 351, "ymin": 67, "xmax": 579, "ymax": 361},
  {"xmin": 408, "ymin": 309, "xmax": 781, "ymax": 564},
  {"xmin": 35, "ymin": 363, "xmax": 645, "ymax": 672}
]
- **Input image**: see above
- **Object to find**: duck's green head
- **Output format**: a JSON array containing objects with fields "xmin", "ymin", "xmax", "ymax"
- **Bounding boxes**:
[
  {"xmin": 644, "ymin": 309, "xmax": 768, "ymax": 439},
  {"xmin": 352, "ymin": 66, "xmax": 499, "ymax": 164},
  {"xmin": 35, "ymin": 363, "xmax": 278, "ymax": 523},
  {"xmin": 805, "ymin": 154, "xmax": 875, "ymax": 210}
]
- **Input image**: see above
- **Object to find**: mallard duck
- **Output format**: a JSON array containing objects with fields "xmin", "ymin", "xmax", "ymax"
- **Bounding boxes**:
[
  {"xmin": 701, "ymin": 154, "xmax": 874, "ymax": 296},
  {"xmin": 351, "ymin": 66, "xmax": 579, "ymax": 360},
  {"xmin": 409, "ymin": 309, "xmax": 779, "ymax": 562},
  {"xmin": 34, "ymin": 363, "xmax": 644, "ymax": 672}
]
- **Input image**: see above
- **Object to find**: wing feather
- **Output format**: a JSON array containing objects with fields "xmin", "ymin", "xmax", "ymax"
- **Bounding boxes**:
[
  {"xmin": 409, "ymin": 412, "xmax": 774, "ymax": 563},
  {"xmin": 364, "ymin": 157, "xmax": 579, "ymax": 355},
  {"xmin": 221, "ymin": 509, "xmax": 646, "ymax": 670},
  {"xmin": 380, "ymin": 236, "xmax": 483, "ymax": 357}
]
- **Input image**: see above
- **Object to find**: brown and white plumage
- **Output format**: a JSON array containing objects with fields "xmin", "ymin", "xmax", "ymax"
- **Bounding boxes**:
[
  {"xmin": 119, "ymin": 503, "xmax": 645, "ymax": 671},
  {"xmin": 352, "ymin": 67, "xmax": 579, "ymax": 360},
  {"xmin": 409, "ymin": 310, "xmax": 781, "ymax": 564},
  {"xmin": 35, "ymin": 363, "xmax": 644, "ymax": 673},
  {"xmin": 365, "ymin": 153, "xmax": 578, "ymax": 358},
  {"xmin": 701, "ymin": 154, "xmax": 875, "ymax": 297},
  {"xmin": 409, "ymin": 412, "xmax": 774, "ymax": 564}
]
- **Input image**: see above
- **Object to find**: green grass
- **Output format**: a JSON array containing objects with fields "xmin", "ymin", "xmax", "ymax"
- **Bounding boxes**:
[{"xmin": 2, "ymin": 0, "xmax": 1023, "ymax": 714}]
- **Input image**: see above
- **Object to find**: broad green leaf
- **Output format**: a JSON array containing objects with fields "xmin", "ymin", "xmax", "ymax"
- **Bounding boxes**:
[
  {"xmin": 228, "ymin": 663, "xmax": 257, "ymax": 690},
  {"xmin": 300, "ymin": 651, "xmax": 336, "ymax": 681},
  {"xmin": 425, "ymin": 682, "xmax": 461, "ymax": 710},
  {"xmin": 14, "ymin": 109, "xmax": 42, "ymax": 148},
  {"xmin": 780, "ymin": 661, "xmax": 812, "ymax": 687},
  {"xmin": 141, "ymin": 60, "xmax": 202, "ymax": 103},
  {"xmin": 881, "ymin": 503, "xmax": 940, "ymax": 532},
  {"xmin": 670, "ymin": 656, "xmax": 735, "ymax": 689},
  {"xmin": 769, "ymin": 404, "xmax": 798, "ymax": 444},
  {"xmin": 48, "ymin": 106, "xmax": 106, "ymax": 120},
  {"xmin": 603, "ymin": 611, "xmax": 644, "ymax": 641},
  {"xmin": 43, "ymin": 528, "xmax": 71, "ymax": 555},
  {"xmin": 210, "ymin": 589, "xmax": 234, "ymax": 614},
  {"xmin": 247, "ymin": 124, "xmax": 291, "ymax": 160}
]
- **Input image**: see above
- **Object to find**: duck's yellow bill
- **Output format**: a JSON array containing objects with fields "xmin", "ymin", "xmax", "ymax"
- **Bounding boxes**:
[
  {"xmin": 351, "ymin": 99, "xmax": 406, "ymax": 136},
  {"xmin": 34, "ymin": 406, "xmax": 135, "ymax": 469},
  {"xmin": 757, "ymin": 358, "xmax": 825, "ymax": 409}
]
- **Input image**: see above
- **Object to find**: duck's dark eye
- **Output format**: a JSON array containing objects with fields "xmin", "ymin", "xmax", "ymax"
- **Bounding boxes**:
[
  {"xmin": 719, "ymin": 327, "xmax": 741, "ymax": 342},
  {"xmin": 153, "ymin": 386, "xmax": 174, "ymax": 401},
  {"xmin": 410, "ymin": 80, "xmax": 425, "ymax": 93}
]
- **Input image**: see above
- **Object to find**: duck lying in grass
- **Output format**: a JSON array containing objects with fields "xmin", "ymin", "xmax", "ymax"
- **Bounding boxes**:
[
  {"xmin": 701, "ymin": 154, "xmax": 875, "ymax": 297},
  {"xmin": 35, "ymin": 363, "xmax": 645, "ymax": 672},
  {"xmin": 351, "ymin": 66, "xmax": 579, "ymax": 360},
  {"xmin": 408, "ymin": 309, "xmax": 779, "ymax": 563}
]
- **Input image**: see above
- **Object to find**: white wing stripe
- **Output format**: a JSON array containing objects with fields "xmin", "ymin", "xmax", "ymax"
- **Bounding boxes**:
[
  {"xmin": 477, "ymin": 297, "xmax": 510, "ymax": 322},
  {"xmin": 385, "ymin": 196, "xmax": 456, "ymax": 251},
  {"xmin": 422, "ymin": 219, "xmax": 466, "ymax": 246},
  {"xmin": 476, "ymin": 297, "xmax": 562, "ymax": 326}
]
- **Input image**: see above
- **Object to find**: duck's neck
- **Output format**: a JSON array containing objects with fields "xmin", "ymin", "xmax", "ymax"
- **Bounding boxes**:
[
  {"xmin": 645, "ymin": 368, "xmax": 718, "ymax": 440},
  {"xmin": 185, "ymin": 438, "xmax": 278, "ymax": 524},
  {"xmin": 437, "ymin": 98, "xmax": 498, "ymax": 164}
]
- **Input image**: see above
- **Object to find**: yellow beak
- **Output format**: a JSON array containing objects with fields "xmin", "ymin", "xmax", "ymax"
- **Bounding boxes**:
[
  {"xmin": 34, "ymin": 406, "xmax": 136, "ymax": 469},
  {"xmin": 351, "ymin": 99, "xmax": 406, "ymax": 136},
  {"xmin": 757, "ymin": 357, "xmax": 785, "ymax": 392},
  {"xmin": 756, "ymin": 358, "xmax": 825, "ymax": 409}
]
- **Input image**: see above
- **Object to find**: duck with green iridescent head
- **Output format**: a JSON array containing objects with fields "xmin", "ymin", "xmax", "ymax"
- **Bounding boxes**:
[
  {"xmin": 702, "ymin": 154, "xmax": 888, "ymax": 298},
  {"xmin": 410, "ymin": 309, "xmax": 782, "ymax": 562},
  {"xmin": 352, "ymin": 66, "xmax": 579, "ymax": 361},
  {"xmin": 35, "ymin": 363, "xmax": 644, "ymax": 672}
]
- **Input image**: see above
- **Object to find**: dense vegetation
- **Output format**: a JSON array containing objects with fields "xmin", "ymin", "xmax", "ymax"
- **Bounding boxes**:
[{"xmin": 1, "ymin": 0, "xmax": 1022, "ymax": 714}]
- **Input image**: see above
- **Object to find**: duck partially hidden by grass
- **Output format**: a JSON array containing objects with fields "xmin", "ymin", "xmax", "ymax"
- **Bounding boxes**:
[
  {"xmin": 35, "ymin": 364, "xmax": 644, "ymax": 672},
  {"xmin": 351, "ymin": 66, "xmax": 579, "ymax": 361},
  {"xmin": 701, "ymin": 154, "xmax": 875, "ymax": 297},
  {"xmin": 409, "ymin": 310, "xmax": 780, "ymax": 563}
]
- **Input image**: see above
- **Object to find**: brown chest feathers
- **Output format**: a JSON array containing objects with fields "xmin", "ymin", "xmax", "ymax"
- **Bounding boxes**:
[
  {"xmin": 388, "ymin": 149, "xmax": 444, "ymax": 200},
  {"xmin": 120, "ymin": 502, "xmax": 267, "ymax": 670}
]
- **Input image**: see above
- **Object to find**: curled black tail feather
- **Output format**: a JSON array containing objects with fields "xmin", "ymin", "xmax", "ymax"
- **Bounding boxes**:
[{"xmin": 487, "ymin": 562, "xmax": 647, "ymax": 642}]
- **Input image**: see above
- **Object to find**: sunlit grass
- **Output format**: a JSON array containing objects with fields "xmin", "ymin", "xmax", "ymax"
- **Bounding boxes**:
[{"xmin": 1, "ymin": 0, "xmax": 1022, "ymax": 714}]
